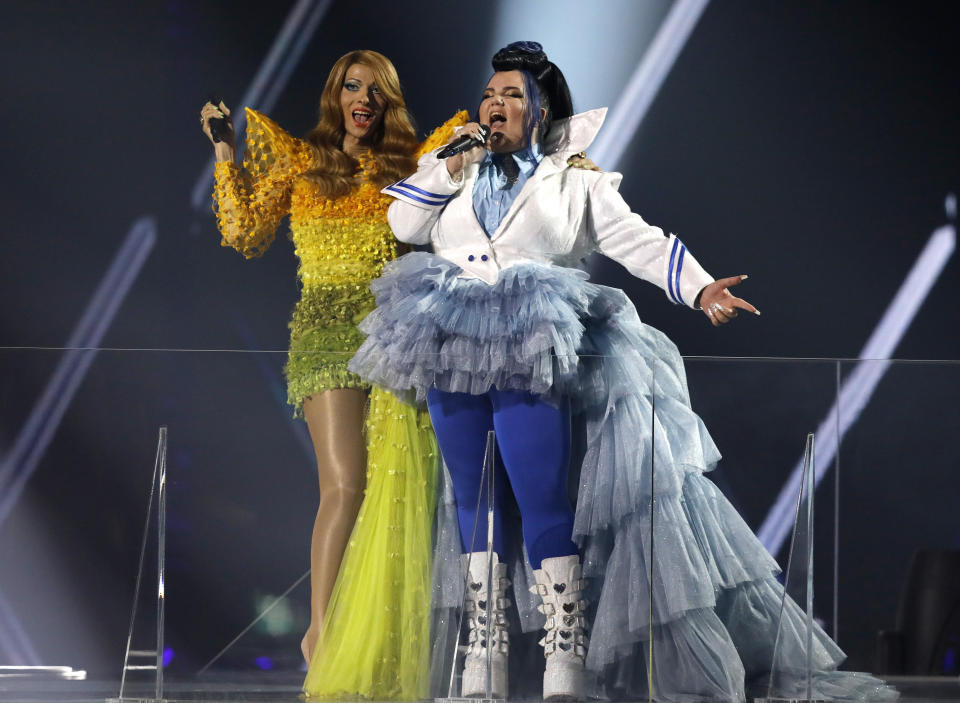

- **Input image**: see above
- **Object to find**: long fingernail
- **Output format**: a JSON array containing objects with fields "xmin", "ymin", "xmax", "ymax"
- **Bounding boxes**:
[
  {"xmin": 740, "ymin": 274, "xmax": 749, "ymax": 280},
  {"xmin": 753, "ymin": 310, "xmax": 761, "ymax": 316}
]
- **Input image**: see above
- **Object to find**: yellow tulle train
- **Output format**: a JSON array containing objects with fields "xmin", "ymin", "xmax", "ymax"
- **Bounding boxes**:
[{"xmin": 303, "ymin": 386, "xmax": 438, "ymax": 699}]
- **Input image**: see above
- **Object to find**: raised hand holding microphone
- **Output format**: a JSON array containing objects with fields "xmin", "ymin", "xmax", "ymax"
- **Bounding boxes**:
[
  {"xmin": 437, "ymin": 124, "xmax": 491, "ymax": 158},
  {"xmin": 442, "ymin": 122, "xmax": 489, "ymax": 178},
  {"xmin": 200, "ymin": 99, "xmax": 235, "ymax": 163}
]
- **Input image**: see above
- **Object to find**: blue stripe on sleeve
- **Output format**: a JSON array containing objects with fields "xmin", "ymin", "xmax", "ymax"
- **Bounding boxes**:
[
  {"xmin": 383, "ymin": 184, "xmax": 448, "ymax": 207},
  {"xmin": 389, "ymin": 184, "xmax": 449, "ymax": 205},
  {"xmin": 666, "ymin": 238, "xmax": 681, "ymax": 304},
  {"xmin": 387, "ymin": 181, "xmax": 449, "ymax": 203},
  {"xmin": 391, "ymin": 178, "xmax": 451, "ymax": 202},
  {"xmin": 674, "ymin": 245, "xmax": 687, "ymax": 305}
]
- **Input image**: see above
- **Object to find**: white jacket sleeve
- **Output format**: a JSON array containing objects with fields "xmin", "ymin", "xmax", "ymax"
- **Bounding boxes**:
[
  {"xmin": 588, "ymin": 172, "xmax": 714, "ymax": 308},
  {"xmin": 382, "ymin": 151, "xmax": 464, "ymax": 245}
]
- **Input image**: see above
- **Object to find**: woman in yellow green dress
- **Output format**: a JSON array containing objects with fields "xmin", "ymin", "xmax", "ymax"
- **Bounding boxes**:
[{"xmin": 200, "ymin": 49, "xmax": 466, "ymax": 698}]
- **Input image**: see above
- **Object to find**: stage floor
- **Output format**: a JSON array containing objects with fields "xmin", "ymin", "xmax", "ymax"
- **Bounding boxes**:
[{"xmin": 0, "ymin": 674, "xmax": 957, "ymax": 703}]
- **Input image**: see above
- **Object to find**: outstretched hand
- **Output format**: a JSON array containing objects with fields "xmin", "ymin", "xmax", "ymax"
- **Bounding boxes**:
[{"xmin": 698, "ymin": 275, "xmax": 760, "ymax": 326}]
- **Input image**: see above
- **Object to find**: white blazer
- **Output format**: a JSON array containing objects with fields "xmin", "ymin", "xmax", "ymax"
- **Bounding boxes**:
[{"xmin": 382, "ymin": 108, "xmax": 714, "ymax": 308}]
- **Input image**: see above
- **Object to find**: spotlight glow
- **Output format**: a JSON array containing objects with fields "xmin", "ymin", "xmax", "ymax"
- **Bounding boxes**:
[{"xmin": 0, "ymin": 590, "xmax": 41, "ymax": 666}]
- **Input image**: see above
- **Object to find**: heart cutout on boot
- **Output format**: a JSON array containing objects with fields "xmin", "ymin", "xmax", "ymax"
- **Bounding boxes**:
[
  {"xmin": 559, "ymin": 630, "xmax": 571, "ymax": 639},
  {"xmin": 478, "ymin": 600, "xmax": 487, "ymax": 610},
  {"xmin": 558, "ymin": 642, "xmax": 572, "ymax": 652},
  {"xmin": 470, "ymin": 582, "xmax": 482, "ymax": 592},
  {"xmin": 478, "ymin": 615, "xmax": 487, "ymax": 625},
  {"xmin": 553, "ymin": 583, "xmax": 566, "ymax": 594},
  {"xmin": 563, "ymin": 615, "xmax": 576, "ymax": 627},
  {"xmin": 562, "ymin": 602, "xmax": 576, "ymax": 613}
]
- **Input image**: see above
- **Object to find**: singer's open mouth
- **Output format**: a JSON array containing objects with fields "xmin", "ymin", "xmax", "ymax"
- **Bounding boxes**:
[
  {"xmin": 352, "ymin": 109, "xmax": 373, "ymax": 126},
  {"xmin": 490, "ymin": 111, "xmax": 507, "ymax": 129}
]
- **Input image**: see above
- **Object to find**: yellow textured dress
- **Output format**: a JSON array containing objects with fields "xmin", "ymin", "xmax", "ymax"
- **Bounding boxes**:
[{"xmin": 212, "ymin": 108, "xmax": 468, "ymax": 699}]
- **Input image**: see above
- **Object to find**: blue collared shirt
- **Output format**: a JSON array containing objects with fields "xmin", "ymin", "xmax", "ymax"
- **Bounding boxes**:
[{"xmin": 471, "ymin": 144, "xmax": 544, "ymax": 238}]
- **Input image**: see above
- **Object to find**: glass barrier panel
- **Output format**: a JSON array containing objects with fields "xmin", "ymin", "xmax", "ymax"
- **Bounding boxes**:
[
  {"xmin": 1, "ymin": 350, "xmax": 945, "ymax": 700},
  {"xmin": 0, "ymin": 348, "xmax": 315, "ymax": 701},
  {"xmin": 763, "ymin": 432, "xmax": 816, "ymax": 701},
  {"xmin": 838, "ymin": 359, "xmax": 960, "ymax": 678},
  {"xmin": 666, "ymin": 357, "xmax": 839, "ymax": 702},
  {"xmin": 434, "ymin": 430, "xmax": 503, "ymax": 703}
]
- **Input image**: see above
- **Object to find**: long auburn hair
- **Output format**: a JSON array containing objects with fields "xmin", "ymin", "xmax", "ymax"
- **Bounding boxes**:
[{"xmin": 304, "ymin": 50, "xmax": 418, "ymax": 197}]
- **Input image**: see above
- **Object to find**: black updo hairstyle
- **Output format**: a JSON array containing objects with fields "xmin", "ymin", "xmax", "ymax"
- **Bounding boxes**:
[{"xmin": 490, "ymin": 41, "xmax": 573, "ymax": 148}]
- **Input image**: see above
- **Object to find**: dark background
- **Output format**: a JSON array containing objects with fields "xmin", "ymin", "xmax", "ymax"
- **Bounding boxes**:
[{"xmin": 0, "ymin": 0, "xmax": 957, "ymax": 681}]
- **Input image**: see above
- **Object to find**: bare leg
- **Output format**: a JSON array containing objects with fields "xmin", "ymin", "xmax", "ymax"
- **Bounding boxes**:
[{"xmin": 300, "ymin": 388, "xmax": 367, "ymax": 664}]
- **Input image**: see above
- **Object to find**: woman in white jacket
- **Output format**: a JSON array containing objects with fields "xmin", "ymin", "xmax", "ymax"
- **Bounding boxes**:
[{"xmin": 351, "ymin": 41, "xmax": 894, "ymax": 703}]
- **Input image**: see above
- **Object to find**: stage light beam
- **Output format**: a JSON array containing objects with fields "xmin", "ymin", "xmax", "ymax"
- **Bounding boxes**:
[
  {"xmin": 590, "ymin": 0, "xmax": 711, "ymax": 170},
  {"xmin": 0, "ymin": 218, "xmax": 157, "ymax": 527},
  {"xmin": 757, "ymin": 216, "xmax": 957, "ymax": 556},
  {"xmin": 190, "ymin": 0, "xmax": 332, "ymax": 211}
]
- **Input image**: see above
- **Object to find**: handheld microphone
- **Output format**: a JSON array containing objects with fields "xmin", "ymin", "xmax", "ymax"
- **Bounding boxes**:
[
  {"xmin": 206, "ymin": 94, "xmax": 232, "ymax": 144},
  {"xmin": 436, "ymin": 125, "xmax": 490, "ymax": 159}
]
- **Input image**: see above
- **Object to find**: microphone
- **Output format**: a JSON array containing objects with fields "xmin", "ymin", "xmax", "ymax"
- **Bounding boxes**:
[{"xmin": 436, "ymin": 125, "xmax": 490, "ymax": 159}]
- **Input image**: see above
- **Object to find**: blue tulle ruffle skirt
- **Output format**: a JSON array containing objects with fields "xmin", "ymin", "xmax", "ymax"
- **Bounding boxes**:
[{"xmin": 349, "ymin": 252, "xmax": 897, "ymax": 701}]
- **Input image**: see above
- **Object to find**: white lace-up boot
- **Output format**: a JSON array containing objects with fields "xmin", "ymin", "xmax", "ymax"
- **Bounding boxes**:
[
  {"xmin": 530, "ymin": 555, "xmax": 589, "ymax": 700},
  {"xmin": 461, "ymin": 552, "xmax": 511, "ymax": 698}
]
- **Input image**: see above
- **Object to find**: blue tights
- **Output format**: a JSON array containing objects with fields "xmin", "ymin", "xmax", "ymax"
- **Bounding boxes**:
[{"xmin": 426, "ymin": 387, "xmax": 579, "ymax": 569}]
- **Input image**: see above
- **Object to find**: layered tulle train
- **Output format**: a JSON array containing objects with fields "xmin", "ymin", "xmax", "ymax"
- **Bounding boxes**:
[{"xmin": 349, "ymin": 252, "xmax": 897, "ymax": 701}]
